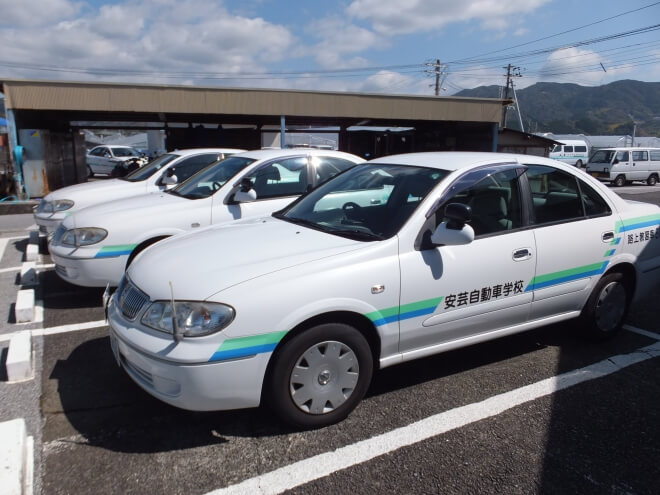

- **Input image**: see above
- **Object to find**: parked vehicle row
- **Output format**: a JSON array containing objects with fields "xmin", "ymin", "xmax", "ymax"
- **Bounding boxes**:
[
  {"xmin": 35, "ymin": 148, "xmax": 244, "ymax": 234},
  {"xmin": 35, "ymin": 149, "xmax": 660, "ymax": 429}
]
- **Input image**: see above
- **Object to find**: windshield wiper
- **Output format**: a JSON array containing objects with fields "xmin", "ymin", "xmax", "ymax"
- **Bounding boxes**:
[{"xmin": 325, "ymin": 227, "xmax": 383, "ymax": 241}]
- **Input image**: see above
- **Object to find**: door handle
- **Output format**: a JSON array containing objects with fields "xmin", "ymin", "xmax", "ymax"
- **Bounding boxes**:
[
  {"xmin": 602, "ymin": 231, "xmax": 614, "ymax": 242},
  {"xmin": 513, "ymin": 248, "xmax": 532, "ymax": 261}
]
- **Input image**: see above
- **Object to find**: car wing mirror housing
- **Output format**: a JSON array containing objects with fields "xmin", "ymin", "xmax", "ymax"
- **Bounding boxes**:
[
  {"xmin": 233, "ymin": 178, "xmax": 257, "ymax": 203},
  {"xmin": 431, "ymin": 203, "xmax": 474, "ymax": 246}
]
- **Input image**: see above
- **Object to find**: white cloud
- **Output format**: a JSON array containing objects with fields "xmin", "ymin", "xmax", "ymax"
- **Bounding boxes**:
[
  {"xmin": 0, "ymin": 1, "xmax": 296, "ymax": 84},
  {"xmin": 0, "ymin": 0, "xmax": 82, "ymax": 28},
  {"xmin": 346, "ymin": 0, "xmax": 550, "ymax": 35},
  {"xmin": 304, "ymin": 18, "xmax": 384, "ymax": 69},
  {"xmin": 539, "ymin": 47, "xmax": 614, "ymax": 85}
]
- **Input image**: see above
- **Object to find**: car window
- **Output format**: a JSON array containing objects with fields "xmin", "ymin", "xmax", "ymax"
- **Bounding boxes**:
[
  {"xmin": 123, "ymin": 153, "xmax": 178, "ymax": 182},
  {"xmin": 171, "ymin": 156, "xmax": 256, "ymax": 199},
  {"xmin": 312, "ymin": 156, "xmax": 357, "ymax": 184},
  {"xmin": 564, "ymin": 146, "xmax": 573, "ymax": 152},
  {"xmin": 616, "ymin": 151, "xmax": 629, "ymax": 162},
  {"xmin": 575, "ymin": 146, "xmax": 587, "ymax": 152},
  {"xmin": 112, "ymin": 148, "xmax": 139, "ymax": 157},
  {"xmin": 167, "ymin": 154, "xmax": 224, "ymax": 183},
  {"xmin": 527, "ymin": 165, "xmax": 584, "ymax": 224},
  {"xmin": 280, "ymin": 164, "xmax": 447, "ymax": 241},
  {"xmin": 90, "ymin": 147, "xmax": 105, "ymax": 157},
  {"xmin": 579, "ymin": 179, "xmax": 611, "ymax": 217},
  {"xmin": 245, "ymin": 157, "xmax": 309, "ymax": 199},
  {"xmin": 438, "ymin": 168, "xmax": 522, "ymax": 237},
  {"xmin": 651, "ymin": 151, "xmax": 660, "ymax": 161},
  {"xmin": 632, "ymin": 150, "xmax": 648, "ymax": 161}
]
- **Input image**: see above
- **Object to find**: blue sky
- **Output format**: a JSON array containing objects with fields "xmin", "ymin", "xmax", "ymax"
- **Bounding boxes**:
[{"xmin": 0, "ymin": 0, "xmax": 658, "ymax": 95}]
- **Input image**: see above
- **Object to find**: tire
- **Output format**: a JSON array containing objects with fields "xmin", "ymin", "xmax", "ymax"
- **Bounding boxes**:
[
  {"xmin": 576, "ymin": 160, "xmax": 583, "ymax": 168},
  {"xmin": 87, "ymin": 165, "xmax": 94, "ymax": 178},
  {"xmin": 266, "ymin": 323, "xmax": 373, "ymax": 429},
  {"xmin": 647, "ymin": 174, "xmax": 658, "ymax": 186},
  {"xmin": 613, "ymin": 175, "xmax": 626, "ymax": 187},
  {"xmin": 580, "ymin": 272, "xmax": 630, "ymax": 340}
]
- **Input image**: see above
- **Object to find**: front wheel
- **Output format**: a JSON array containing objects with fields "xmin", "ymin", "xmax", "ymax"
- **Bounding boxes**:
[
  {"xmin": 87, "ymin": 165, "xmax": 94, "ymax": 178},
  {"xmin": 580, "ymin": 272, "xmax": 630, "ymax": 340},
  {"xmin": 576, "ymin": 160, "xmax": 583, "ymax": 168},
  {"xmin": 613, "ymin": 175, "xmax": 626, "ymax": 187},
  {"xmin": 266, "ymin": 323, "xmax": 373, "ymax": 429}
]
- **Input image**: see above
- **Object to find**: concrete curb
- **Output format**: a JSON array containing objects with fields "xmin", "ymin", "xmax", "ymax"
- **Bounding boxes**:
[
  {"xmin": 0, "ymin": 418, "xmax": 34, "ymax": 495},
  {"xmin": 6, "ymin": 331, "xmax": 33, "ymax": 382}
]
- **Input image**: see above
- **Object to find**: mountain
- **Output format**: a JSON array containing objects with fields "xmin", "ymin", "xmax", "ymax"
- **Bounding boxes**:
[{"xmin": 456, "ymin": 80, "xmax": 660, "ymax": 136}]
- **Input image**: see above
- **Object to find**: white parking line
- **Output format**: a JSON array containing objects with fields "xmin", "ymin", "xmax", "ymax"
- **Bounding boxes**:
[
  {"xmin": 0, "ymin": 263, "xmax": 54, "ymax": 274},
  {"xmin": 0, "ymin": 235, "xmax": 28, "ymax": 263},
  {"xmin": 207, "ymin": 340, "xmax": 660, "ymax": 495},
  {"xmin": 623, "ymin": 324, "xmax": 660, "ymax": 340},
  {"xmin": 0, "ymin": 319, "xmax": 107, "ymax": 343}
]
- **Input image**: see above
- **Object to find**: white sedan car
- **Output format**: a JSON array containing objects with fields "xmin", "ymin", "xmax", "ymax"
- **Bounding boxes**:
[
  {"xmin": 86, "ymin": 145, "xmax": 147, "ymax": 176},
  {"xmin": 49, "ymin": 148, "xmax": 364, "ymax": 287},
  {"xmin": 107, "ymin": 152, "xmax": 660, "ymax": 428},
  {"xmin": 35, "ymin": 148, "xmax": 243, "ymax": 234}
]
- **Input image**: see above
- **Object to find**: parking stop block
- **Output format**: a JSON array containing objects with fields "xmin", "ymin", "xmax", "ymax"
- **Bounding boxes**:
[
  {"xmin": 0, "ymin": 418, "xmax": 33, "ymax": 495},
  {"xmin": 20, "ymin": 262, "xmax": 37, "ymax": 286},
  {"xmin": 15, "ymin": 290, "xmax": 35, "ymax": 323},
  {"xmin": 6, "ymin": 331, "xmax": 33, "ymax": 382},
  {"xmin": 24, "ymin": 244, "xmax": 38, "ymax": 262}
]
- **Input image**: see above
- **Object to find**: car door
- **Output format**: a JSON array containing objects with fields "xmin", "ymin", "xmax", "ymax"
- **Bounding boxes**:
[
  {"xmin": 525, "ymin": 164, "xmax": 618, "ymax": 320},
  {"xmin": 398, "ymin": 165, "xmax": 536, "ymax": 354},
  {"xmin": 87, "ymin": 147, "xmax": 105, "ymax": 173},
  {"xmin": 631, "ymin": 150, "xmax": 649, "ymax": 181}
]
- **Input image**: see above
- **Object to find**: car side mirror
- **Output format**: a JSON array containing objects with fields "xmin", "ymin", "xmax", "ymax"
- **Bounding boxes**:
[
  {"xmin": 233, "ymin": 178, "xmax": 257, "ymax": 203},
  {"xmin": 161, "ymin": 173, "xmax": 178, "ymax": 188},
  {"xmin": 430, "ymin": 203, "xmax": 474, "ymax": 246}
]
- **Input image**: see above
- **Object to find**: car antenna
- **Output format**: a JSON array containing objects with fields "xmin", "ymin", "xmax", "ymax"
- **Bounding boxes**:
[{"xmin": 169, "ymin": 281, "xmax": 183, "ymax": 343}]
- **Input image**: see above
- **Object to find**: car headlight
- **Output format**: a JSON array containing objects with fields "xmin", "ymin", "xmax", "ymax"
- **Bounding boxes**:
[
  {"xmin": 37, "ymin": 199, "xmax": 74, "ymax": 214},
  {"xmin": 141, "ymin": 301, "xmax": 235, "ymax": 337},
  {"xmin": 60, "ymin": 227, "xmax": 108, "ymax": 246}
]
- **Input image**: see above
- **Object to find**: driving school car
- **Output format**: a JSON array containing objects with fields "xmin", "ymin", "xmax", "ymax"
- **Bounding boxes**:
[
  {"xmin": 34, "ymin": 148, "xmax": 243, "ymax": 234},
  {"xmin": 49, "ymin": 149, "xmax": 364, "ymax": 287},
  {"xmin": 107, "ymin": 151, "xmax": 660, "ymax": 429}
]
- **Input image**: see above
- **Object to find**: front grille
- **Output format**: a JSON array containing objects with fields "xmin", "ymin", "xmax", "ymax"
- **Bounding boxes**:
[{"xmin": 116, "ymin": 276, "xmax": 150, "ymax": 321}]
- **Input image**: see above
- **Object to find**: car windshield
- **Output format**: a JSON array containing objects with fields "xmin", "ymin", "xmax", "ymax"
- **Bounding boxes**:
[
  {"xmin": 122, "ymin": 154, "xmax": 178, "ymax": 182},
  {"xmin": 277, "ymin": 164, "xmax": 448, "ymax": 241},
  {"xmin": 590, "ymin": 150, "xmax": 616, "ymax": 164},
  {"xmin": 112, "ymin": 148, "xmax": 140, "ymax": 157},
  {"xmin": 170, "ymin": 156, "xmax": 257, "ymax": 199},
  {"xmin": 551, "ymin": 145, "xmax": 561, "ymax": 153}
]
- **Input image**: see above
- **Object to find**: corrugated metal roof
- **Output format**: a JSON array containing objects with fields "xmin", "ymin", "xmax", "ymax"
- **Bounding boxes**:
[{"xmin": 1, "ymin": 79, "xmax": 505, "ymax": 123}]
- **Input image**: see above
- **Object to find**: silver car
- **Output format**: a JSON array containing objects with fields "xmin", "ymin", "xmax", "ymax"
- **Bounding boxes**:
[{"xmin": 86, "ymin": 145, "xmax": 146, "ymax": 176}]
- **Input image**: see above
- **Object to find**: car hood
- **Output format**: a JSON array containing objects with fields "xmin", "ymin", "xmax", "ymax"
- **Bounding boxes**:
[
  {"xmin": 45, "ymin": 179, "xmax": 146, "ymax": 206},
  {"xmin": 61, "ymin": 192, "xmax": 186, "ymax": 229},
  {"xmin": 127, "ymin": 216, "xmax": 366, "ymax": 301}
]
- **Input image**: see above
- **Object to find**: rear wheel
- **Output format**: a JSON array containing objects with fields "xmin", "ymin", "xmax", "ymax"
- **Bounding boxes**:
[
  {"xmin": 647, "ymin": 174, "xmax": 658, "ymax": 186},
  {"xmin": 613, "ymin": 175, "xmax": 626, "ymax": 187},
  {"xmin": 266, "ymin": 323, "xmax": 373, "ymax": 429},
  {"xmin": 580, "ymin": 272, "xmax": 630, "ymax": 340}
]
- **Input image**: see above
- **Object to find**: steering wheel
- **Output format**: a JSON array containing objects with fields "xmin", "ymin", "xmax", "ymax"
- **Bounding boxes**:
[
  {"xmin": 342, "ymin": 201, "xmax": 365, "ymax": 223},
  {"xmin": 212, "ymin": 181, "xmax": 222, "ymax": 191}
]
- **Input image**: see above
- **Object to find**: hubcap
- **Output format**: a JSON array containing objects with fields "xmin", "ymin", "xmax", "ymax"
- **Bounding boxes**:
[
  {"xmin": 289, "ymin": 340, "xmax": 359, "ymax": 415},
  {"xmin": 594, "ymin": 281, "xmax": 626, "ymax": 332}
]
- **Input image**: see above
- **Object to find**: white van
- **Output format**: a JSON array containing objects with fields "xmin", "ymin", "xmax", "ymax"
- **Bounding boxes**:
[
  {"xmin": 549, "ymin": 140, "xmax": 590, "ymax": 167},
  {"xmin": 586, "ymin": 147, "xmax": 660, "ymax": 186}
]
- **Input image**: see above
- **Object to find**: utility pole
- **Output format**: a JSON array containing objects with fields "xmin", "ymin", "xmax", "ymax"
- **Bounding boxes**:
[
  {"xmin": 501, "ymin": 64, "xmax": 521, "ymax": 127},
  {"xmin": 425, "ymin": 60, "xmax": 448, "ymax": 96}
]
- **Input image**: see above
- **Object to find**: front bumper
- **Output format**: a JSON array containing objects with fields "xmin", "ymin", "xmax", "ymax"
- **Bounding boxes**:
[
  {"xmin": 34, "ymin": 213, "xmax": 67, "ymax": 234},
  {"xmin": 50, "ymin": 247, "xmax": 127, "ymax": 287},
  {"xmin": 107, "ymin": 298, "xmax": 267, "ymax": 411}
]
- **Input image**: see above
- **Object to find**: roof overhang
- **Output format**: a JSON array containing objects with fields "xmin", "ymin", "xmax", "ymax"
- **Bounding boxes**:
[{"xmin": 1, "ymin": 79, "xmax": 506, "ymax": 124}]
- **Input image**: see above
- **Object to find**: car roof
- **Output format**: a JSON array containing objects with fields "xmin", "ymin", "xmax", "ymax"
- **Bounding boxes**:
[
  {"xmin": 231, "ymin": 148, "xmax": 363, "ymax": 162},
  {"xmin": 168, "ymin": 148, "xmax": 246, "ymax": 157},
  {"xmin": 366, "ymin": 151, "xmax": 560, "ymax": 171}
]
